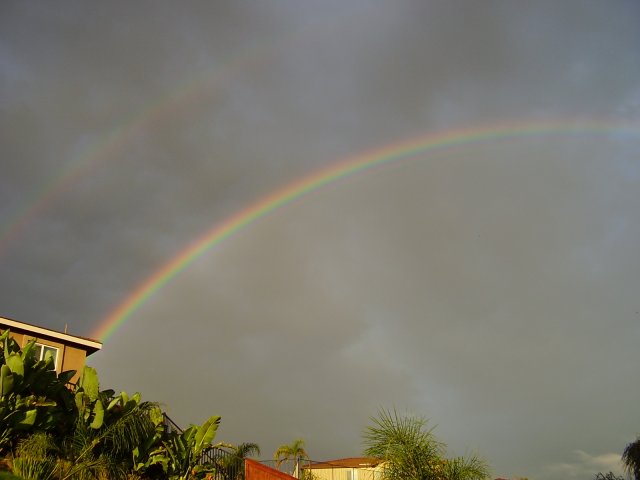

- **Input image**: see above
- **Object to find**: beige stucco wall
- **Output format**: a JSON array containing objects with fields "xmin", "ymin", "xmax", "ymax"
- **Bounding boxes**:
[
  {"xmin": 60, "ymin": 346, "xmax": 87, "ymax": 383},
  {"xmin": 304, "ymin": 467, "xmax": 383, "ymax": 480},
  {"xmin": 7, "ymin": 331, "xmax": 26, "ymax": 348},
  {"xmin": 20, "ymin": 334, "xmax": 65, "ymax": 372},
  {"xmin": 2, "ymin": 329, "xmax": 89, "ymax": 384}
]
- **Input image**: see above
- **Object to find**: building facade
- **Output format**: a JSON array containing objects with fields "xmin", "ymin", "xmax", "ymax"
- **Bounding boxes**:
[
  {"xmin": 301, "ymin": 458, "xmax": 384, "ymax": 480},
  {"xmin": 0, "ymin": 316, "xmax": 102, "ymax": 383}
]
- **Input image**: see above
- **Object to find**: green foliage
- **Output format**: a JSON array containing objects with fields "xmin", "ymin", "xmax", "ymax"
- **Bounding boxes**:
[
  {"xmin": 594, "ymin": 472, "xmax": 625, "ymax": 480},
  {"xmin": 274, "ymin": 438, "xmax": 308, "ymax": 465},
  {"xmin": 274, "ymin": 438, "xmax": 309, "ymax": 476},
  {"xmin": 0, "ymin": 331, "xmax": 75, "ymax": 454},
  {"xmin": 363, "ymin": 409, "xmax": 490, "ymax": 480},
  {"xmin": 193, "ymin": 416, "xmax": 220, "ymax": 459},
  {"xmin": 0, "ymin": 472, "xmax": 25, "ymax": 480},
  {"xmin": 363, "ymin": 409, "xmax": 444, "ymax": 480},
  {"xmin": 2, "ymin": 359, "xmax": 160, "ymax": 480},
  {"xmin": 299, "ymin": 470, "xmax": 321, "ymax": 480},
  {"xmin": 11, "ymin": 433, "xmax": 58, "ymax": 480},
  {"xmin": 161, "ymin": 415, "xmax": 221, "ymax": 480},
  {"xmin": 440, "ymin": 456, "xmax": 490, "ymax": 480},
  {"xmin": 132, "ymin": 406, "xmax": 169, "ymax": 475},
  {"xmin": 75, "ymin": 367, "xmax": 107, "ymax": 430},
  {"xmin": 55, "ymin": 368, "xmax": 160, "ymax": 480},
  {"xmin": 214, "ymin": 442, "xmax": 260, "ymax": 480},
  {"xmin": 0, "ymin": 330, "xmax": 242, "ymax": 480},
  {"xmin": 623, "ymin": 436, "xmax": 640, "ymax": 480}
]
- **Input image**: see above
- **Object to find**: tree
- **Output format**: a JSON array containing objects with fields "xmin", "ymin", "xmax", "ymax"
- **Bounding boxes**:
[
  {"xmin": 214, "ymin": 442, "xmax": 260, "ymax": 480},
  {"xmin": 11, "ymin": 366, "xmax": 160, "ymax": 480},
  {"xmin": 274, "ymin": 439, "xmax": 309, "ymax": 477},
  {"xmin": 0, "ymin": 331, "xmax": 231, "ymax": 480},
  {"xmin": 362, "ymin": 409, "xmax": 490, "ymax": 480},
  {"xmin": 161, "ymin": 415, "xmax": 221, "ymax": 480},
  {"xmin": 623, "ymin": 437, "xmax": 640, "ymax": 480},
  {"xmin": 440, "ymin": 456, "xmax": 492, "ymax": 480},
  {"xmin": 363, "ymin": 409, "xmax": 443, "ymax": 480},
  {"xmin": 594, "ymin": 472, "xmax": 624, "ymax": 480},
  {"xmin": 0, "ymin": 331, "xmax": 76, "ymax": 455}
]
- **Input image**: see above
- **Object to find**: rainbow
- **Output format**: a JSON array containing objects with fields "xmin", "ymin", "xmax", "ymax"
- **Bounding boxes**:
[
  {"xmin": 93, "ymin": 118, "xmax": 639, "ymax": 341},
  {"xmin": 0, "ymin": 44, "xmax": 270, "ymax": 259},
  {"xmin": 0, "ymin": 15, "xmax": 352, "ymax": 259}
]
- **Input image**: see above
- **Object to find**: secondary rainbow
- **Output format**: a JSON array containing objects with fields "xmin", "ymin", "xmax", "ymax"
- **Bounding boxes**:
[
  {"xmin": 0, "ymin": 44, "xmax": 270, "ymax": 259},
  {"xmin": 93, "ymin": 118, "xmax": 640, "ymax": 341},
  {"xmin": 0, "ymin": 17, "xmax": 343, "ymax": 258}
]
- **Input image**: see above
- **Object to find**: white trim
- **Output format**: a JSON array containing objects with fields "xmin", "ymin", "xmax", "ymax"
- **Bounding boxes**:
[
  {"xmin": 0, "ymin": 317, "xmax": 102, "ymax": 351},
  {"xmin": 34, "ymin": 342, "xmax": 60, "ymax": 370}
]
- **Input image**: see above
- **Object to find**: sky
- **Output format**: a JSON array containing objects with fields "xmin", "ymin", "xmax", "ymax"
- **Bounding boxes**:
[{"xmin": 1, "ymin": 1, "xmax": 639, "ymax": 478}]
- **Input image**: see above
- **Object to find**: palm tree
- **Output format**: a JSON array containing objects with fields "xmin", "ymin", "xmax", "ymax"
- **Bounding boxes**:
[
  {"xmin": 441, "ymin": 456, "xmax": 491, "ymax": 480},
  {"xmin": 10, "ymin": 401, "xmax": 158, "ymax": 480},
  {"xmin": 363, "ymin": 408, "xmax": 490, "ymax": 480},
  {"xmin": 594, "ymin": 473, "xmax": 624, "ymax": 480},
  {"xmin": 363, "ymin": 409, "xmax": 444, "ymax": 480},
  {"xmin": 215, "ymin": 442, "xmax": 260, "ymax": 480},
  {"xmin": 622, "ymin": 436, "xmax": 640, "ymax": 480},
  {"xmin": 11, "ymin": 432, "xmax": 58, "ymax": 480},
  {"xmin": 274, "ymin": 439, "xmax": 309, "ymax": 477},
  {"xmin": 56, "ymin": 400, "xmax": 159, "ymax": 480}
]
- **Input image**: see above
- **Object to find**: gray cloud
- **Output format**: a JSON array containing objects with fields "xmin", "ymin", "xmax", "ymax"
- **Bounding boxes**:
[
  {"xmin": 2, "ymin": 2, "xmax": 639, "ymax": 479},
  {"xmin": 544, "ymin": 450, "xmax": 625, "ymax": 479}
]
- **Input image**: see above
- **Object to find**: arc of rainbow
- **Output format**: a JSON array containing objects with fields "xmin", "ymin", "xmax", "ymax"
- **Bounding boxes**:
[
  {"xmin": 93, "ymin": 118, "xmax": 640, "ymax": 341},
  {"xmin": 0, "ymin": 13, "xmax": 359, "ymax": 260},
  {"xmin": 0, "ymin": 45, "xmax": 270, "ymax": 259}
]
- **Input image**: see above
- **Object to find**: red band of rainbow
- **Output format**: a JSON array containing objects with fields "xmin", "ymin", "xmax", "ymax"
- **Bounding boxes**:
[{"xmin": 93, "ymin": 118, "xmax": 639, "ymax": 341}]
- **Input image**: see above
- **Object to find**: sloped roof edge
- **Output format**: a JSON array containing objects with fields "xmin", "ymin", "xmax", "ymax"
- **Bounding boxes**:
[{"xmin": 0, "ymin": 316, "xmax": 102, "ymax": 353}]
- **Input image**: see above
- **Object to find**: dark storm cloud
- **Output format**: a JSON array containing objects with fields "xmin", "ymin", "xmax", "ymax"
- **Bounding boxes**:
[{"xmin": 1, "ymin": 2, "xmax": 639, "ymax": 479}]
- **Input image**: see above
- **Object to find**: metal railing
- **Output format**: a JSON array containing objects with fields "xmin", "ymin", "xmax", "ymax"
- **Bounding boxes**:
[
  {"xmin": 162, "ymin": 412, "xmax": 184, "ymax": 435},
  {"xmin": 162, "ymin": 414, "xmax": 243, "ymax": 480},
  {"xmin": 199, "ymin": 444, "xmax": 236, "ymax": 467}
]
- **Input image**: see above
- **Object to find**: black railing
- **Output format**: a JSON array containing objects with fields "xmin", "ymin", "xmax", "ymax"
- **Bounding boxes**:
[
  {"xmin": 199, "ymin": 444, "xmax": 234, "ymax": 466},
  {"xmin": 162, "ymin": 414, "xmax": 243, "ymax": 480},
  {"xmin": 162, "ymin": 412, "xmax": 184, "ymax": 435}
]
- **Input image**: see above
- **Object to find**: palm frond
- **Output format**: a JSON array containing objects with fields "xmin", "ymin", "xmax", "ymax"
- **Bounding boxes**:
[
  {"xmin": 363, "ymin": 409, "xmax": 491, "ymax": 480},
  {"xmin": 274, "ymin": 438, "xmax": 308, "ymax": 467},
  {"xmin": 15, "ymin": 432, "xmax": 58, "ymax": 458},
  {"xmin": 622, "ymin": 437, "xmax": 640, "ymax": 480},
  {"xmin": 235, "ymin": 442, "xmax": 260, "ymax": 459},
  {"xmin": 98, "ymin": 401, "xmax": 157, "ymax": 457},
  {"xmin": 363, "ymin": 408, "xmax": 443, "ymax": 462},
  {"xmin": 12, "ymin": 434, "xmax": 58, "ymax": 480},
  {"xmin": 442, "ymin": 455, "xmax": 491, "ymax": 480},
  {"xmin": 12, "ymin": 456, "xmax": 57, "ymax": 480}
]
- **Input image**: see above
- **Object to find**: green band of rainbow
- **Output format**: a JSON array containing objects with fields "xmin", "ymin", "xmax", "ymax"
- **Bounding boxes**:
[{"xmin": 93, "ymin": 118, "xmax": 639, "ymax": 341}]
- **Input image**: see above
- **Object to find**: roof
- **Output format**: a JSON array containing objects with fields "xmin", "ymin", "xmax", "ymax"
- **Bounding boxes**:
[
  {"xmin": 302, "ymin": 458, "xmax": 383, "ymax": 469},
  {"xmin": 0, "ymin": 316, "xmax": 102, "ymax": 355}
]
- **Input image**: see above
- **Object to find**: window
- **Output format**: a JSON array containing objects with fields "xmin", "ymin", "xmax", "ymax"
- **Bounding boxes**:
[{"xmin": 33, "ymin": 343, "xmax": 59, "ymax": 369}]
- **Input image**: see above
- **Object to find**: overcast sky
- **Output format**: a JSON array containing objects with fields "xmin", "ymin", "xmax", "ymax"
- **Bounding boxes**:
[{"xmin": 1, "ymin": 2, "xmax": 639, "ymax": 479}]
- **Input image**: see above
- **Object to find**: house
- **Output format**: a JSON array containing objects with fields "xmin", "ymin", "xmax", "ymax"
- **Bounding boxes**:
[
  {"xmin": 0, "ymin": 315, "xmax": 102, "ymax": 383},
  {"xmin": 300, "ymin": 457, "xmax": 384, "ymax": 480}
]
